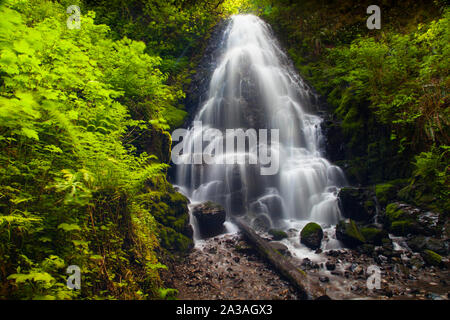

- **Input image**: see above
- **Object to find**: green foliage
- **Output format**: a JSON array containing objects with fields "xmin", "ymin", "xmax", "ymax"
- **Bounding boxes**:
[
  {"xmin": 0, "ymin": 0, "xmax": 193, "ymax": 299},
  {"xmin": 399, "ymin": 146, "xmax": 449, "ymax": 213},
  {"xmin": 259, "ymin": 0, "xmax": 449, "ymax": 214}
]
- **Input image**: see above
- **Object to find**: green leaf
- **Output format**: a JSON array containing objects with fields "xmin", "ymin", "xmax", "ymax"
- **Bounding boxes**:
[
  {"xmin": 57, "ymin": 223, "xmax": 81, "ymax": 232},
  {"xmin": 21, "ymin": 128, "xmax": 39, "ymax": 140}
]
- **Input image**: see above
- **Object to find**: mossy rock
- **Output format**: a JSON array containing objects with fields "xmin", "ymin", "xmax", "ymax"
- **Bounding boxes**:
[
  {"xmin": 385, "ymin": 203, "xmax": 408, "ymax": 222},
  {"xmin": 421, "ymin": 250, "xmax": 442, "ymax": 267},
  {"xmin": 336, "ymin": 219, "xmax": 365, "ymax": 248},
  {"xmin": 390, "ymin": 220, "xmax": 417, "ymax": 236},
  {"xmin": 375, "ymin": 183, "xmax": 396, "ymax": 206},
  {"xmin": 137, "ymin": 186, "xmax": 193, "ymax": 252},
  {"xmin": 300, "ymin": 223, "xmax": 323, "ymax": 250},
  {"xmin": 268, "ymin": 229, "xmax": 288, "ymax": 241},
  {"xmin": 338, "ymin": 187, "xmax": 376, "ymax": 222},
  {"xmin": 383, "ymin": 202, "xmax": 431, "ymax": 236},
  {"xmin": 157, "ymin": 224, "xmax": 193, "ymax": 252},
  {"xmin": 360, "ymin": 227, "xmax": 387, "ymax": 245},
  {"xmin": 407, "ymin": 236, "xmax": 449, "ymax": 255}
]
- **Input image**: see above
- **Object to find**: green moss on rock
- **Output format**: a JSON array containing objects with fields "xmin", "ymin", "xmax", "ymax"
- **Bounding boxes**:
[
  {"xmin": 269, "ymin": 229, "xmax": 288, "ymax": 241},
  {"xmin": 385, "ymin": 203, "xmax": 407, "ymax": 222},
  {"xmin": 300, "ymin": 223, "xmax": 323, "ymax": 250},
  {"xmin": 422, "ymin": 249, "xmax": 442, "ymax": 266},
  {"xmin": 336, "ymin": 219, "xmax": 365, "ymax": 247},
  {"xmin": 360, "ymin": 227, "xmax": 386, "ymax": 245},
  {"xmin": 137, "ymin": 183, "xmax": 193, "ymax": 252},
  {"xmin": 390, "ymin": 220, "xmax": 416, "ymax": 236},
  {"xmin": 375, "ymin": 183, "xmax": 396, "ymax": 206}
]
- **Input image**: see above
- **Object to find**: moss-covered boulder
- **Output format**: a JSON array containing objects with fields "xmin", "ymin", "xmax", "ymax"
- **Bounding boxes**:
[
  {"xmin": 269, "ymin": 229, "xmax": 288, "ymax": 241},
  {"xmin": 383, "ymin": 202, "xmax": 441, "ymax": 236},
  {"xmin": 338, "ymin": 187, "xmax": 376, "ymax": 222},
  {"xmin": 360, "ymin": 227, "xmax": 387, "ymax": 245},
  {"xmin": 129, "ymin": 124, "xmax": 172, "ymax": 163},
  {"xmin": 192, "ymin": 201, "xmax": 226, "ymax": 238},
  {"xmin": 336, "ymin": 219, "xmax": 365, "ymax": 248},
  {"xmin": 137, "ymin": 179, "xmax": 193, "ymax": 252},
  {"xmin": 421, "ymin": 250, "xmax": 442, "ymax": 267},
  {"xmin": 375, "ymin": 183, "xmax": 397, "ymax": 206},
  {"xmin": 300, "ymin": 223, "xmax": 323, "ymax": 250},
  {"xmin": 406, "ymin": 236, "xmax": 449, "ymax": 255}
]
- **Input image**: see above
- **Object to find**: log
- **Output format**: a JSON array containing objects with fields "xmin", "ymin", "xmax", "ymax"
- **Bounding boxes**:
[{"xmin": 233, "ymin": 218, "xmax": 328, "ymax": 300}]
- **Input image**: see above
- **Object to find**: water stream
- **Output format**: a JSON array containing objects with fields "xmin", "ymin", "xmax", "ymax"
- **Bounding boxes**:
[{"xmin": 175, "ymin": 14, "xmax": 347, "ymax": 245}]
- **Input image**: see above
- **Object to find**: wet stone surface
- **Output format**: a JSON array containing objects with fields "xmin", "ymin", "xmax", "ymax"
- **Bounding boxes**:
[
  {"xmin": 163, "ymin": 232, "xmax": 450, "ymax": 300},
  {"xmin": 163, "ymin": 233, "xmax": 300, "ymax": 300}
]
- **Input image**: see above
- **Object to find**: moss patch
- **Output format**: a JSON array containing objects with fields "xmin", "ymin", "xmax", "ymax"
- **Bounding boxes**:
[
  {"xmin": 269, "ymin": 229, "xmax": 288, "ymax": 241},
  {"xmin": 360, "ymin": 227, "xmax": 386, "ymax": 245},
  {"xmin": 422, "ymin": 250, "xmax": 442, "ymax": 266},
  {"xmin": 300, "ymin": 223, "xmax": 322, "ymax": 238}
]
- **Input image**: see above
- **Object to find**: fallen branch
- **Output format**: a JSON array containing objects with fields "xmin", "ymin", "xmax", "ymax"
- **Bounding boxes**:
[{"xmin": 233, "ymin": 218, "xmax": 328, "ymax": 300}]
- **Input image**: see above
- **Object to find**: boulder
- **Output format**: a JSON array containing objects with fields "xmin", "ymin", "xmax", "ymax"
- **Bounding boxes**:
[
  {"xmin": 269, "ymin": 242, "xmax": 290, "ymax": 256},
  {"xmin": 300, "ymin": 222, "xmax": 323, "ymax": 250},
  {"xmin": 192, "ymin": 201, "xmax": 226, "ymax": 238},
  {"xmin": 268, "ymin": 229, "xmax": 288, "ymax": 241},
  {"xmin": 384, "ymin": 202, "xmax": 442, "ymax": 236},
  {"xmin": 251, "ymin": 214, "xmax": 272, "ymax": 232},
  {"xmin": 421, "ymin": 250, "xmax": 442, "ymax": 267},
  {"xmin": 337, "ymin": 187, "xmax": 376, "ymax": 222},
  {"xmin": 360, "ymin": 227, "xmax": 388, "ymax": 246},
  {"xmin": 336, "ymin": 219, "xmax": 365, "ymax": 248},
  {"xmin": 406, "ymin": 236, "xmax": 449, "ymax": 255}
]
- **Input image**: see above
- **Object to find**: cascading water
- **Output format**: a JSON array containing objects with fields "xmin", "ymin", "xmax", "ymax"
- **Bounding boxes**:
[{"xmin": 174, "ymin": 14, "xmax": 347, "ymax": 244}]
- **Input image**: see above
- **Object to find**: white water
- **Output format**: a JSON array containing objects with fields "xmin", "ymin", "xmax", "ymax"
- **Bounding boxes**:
[{"xmin": 175, "ymin": 15, "xmax": 347, "ymax": 242}]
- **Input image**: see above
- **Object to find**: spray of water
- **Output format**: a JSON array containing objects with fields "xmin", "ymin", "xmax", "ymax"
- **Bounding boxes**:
[{"xmin": 175, "ymin": 15, "xmax": 346, "ymax": 241}]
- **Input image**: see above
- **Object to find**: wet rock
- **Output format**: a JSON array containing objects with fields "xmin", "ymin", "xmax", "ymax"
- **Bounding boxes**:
[
  {"xmin": 300, "ymin": 222, "xmax": 323, "ymax": 250},
  {"xmin": 357, "ymin": 244, "xmax": 376, "ymax": 256},
  {"xmin": 360, "ymin": 227, "xmax": 388, "ymax": 246},
  {"xmin": 319, "ymin": 276, "xmax": 330, "ymax": 283},
  {"xmin": 376, "ymin": 254, "xmax": 388, "ymax": 264},
  {"xmin": 325, "ymin": 261, "xmax": 336, "ymax": 271},
  {"xmin": 338, "ymin": 187, "xmax": 376, "ymax": 222},
  {"xmin": 252, "ymin": 214, "xmax": 272, "ymax": 232},
  {"xmin": 421, "ymin": 250, "xmax": 442, "ymax": 267},
  {"xmin": 192, "ymin": 201, "xmax": 226, "ymax": 238},
  {"xmin": 384, "ymin": 202, "xmax": 442, "ymax": 237},
  {"xmin": 326, "ymin": 250, "xmax": 341, "ymax": 257},
  {"xmin": 336, "ymin": 219, "xmax": 365, "ymax": 248},
  {"xmin": 268, "ymin": 229, "xmax": 288, "ymax": 241},
  {"xmin": 407, "ymin": 236, "xmax": 449, "ymax": 255},
  {"xmin": 287, "ymin": 228, "xmax": 298, "ymax": 238},
  {"xmin": 269, "ymin": 241, "xmax": 290, "ymax": 256},
  {"xmin": 409, "ymin": 253, "xmax": 425, "ymax": 269}
]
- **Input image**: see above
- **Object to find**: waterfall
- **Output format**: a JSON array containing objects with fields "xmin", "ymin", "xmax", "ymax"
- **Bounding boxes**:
[{"xmin": 174, "ymin": 15, "xmax": 346, "ymax": 240}]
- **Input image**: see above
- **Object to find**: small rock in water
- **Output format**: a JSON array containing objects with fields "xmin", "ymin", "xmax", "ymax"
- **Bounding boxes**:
[
  {"xmin": 326, "ymin": 261, "xmax": 336, "ymax": 271},
  {"xmin": 319, "ymin": 276, "xmax": 330, "ymax": 283}
]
